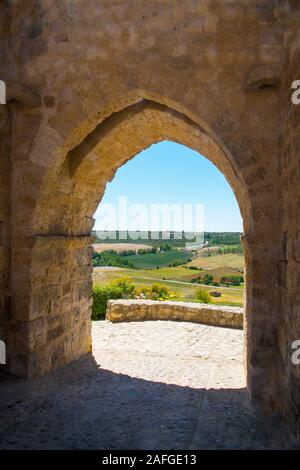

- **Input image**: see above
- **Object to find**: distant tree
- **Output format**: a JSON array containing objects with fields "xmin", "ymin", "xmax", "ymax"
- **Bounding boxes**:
[
  {"xmin": 204, "ymin": 273, "xmax": 214, "ymax": 285},
  {"xmin": 196, "ymin": 289, "xmax": 212, "ymax": 303},
  {"xmin": 191, "ymin": 275, "xmax": 203, "ymax": 284},
  {"xmin": 220, "ymin": 275, "xmax": 244, "ymax": 286},
  {"xmin": 92, "ymin": 249, "xmax": 134, "ymax": 268},
  {"xmin": 159, "ymin": 242, "xmax": 172, "ymax": 252}
]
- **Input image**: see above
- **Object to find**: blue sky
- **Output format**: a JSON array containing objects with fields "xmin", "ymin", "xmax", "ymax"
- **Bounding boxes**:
[{"xmin": 94, "ymin": 140, "xmax": 243, "ymax": 232}]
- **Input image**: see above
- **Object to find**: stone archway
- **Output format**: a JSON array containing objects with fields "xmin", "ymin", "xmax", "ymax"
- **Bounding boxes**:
[
  {"xmin": 8, "ymin": 95, "xmax": 280, "ymax": 420},
  {"xmin": 2, "ymin": 0, "xmax": 300, "ymax": 440}
]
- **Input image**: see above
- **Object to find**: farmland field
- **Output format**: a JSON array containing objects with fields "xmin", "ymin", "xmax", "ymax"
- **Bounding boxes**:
[
  {"xmin": 93, "ymin": 243, "xmax": 152, "ymax": 253},
  {"xmin": 93, "ymin": 266, "xmax": 244, "ymax": 306},
  {"xmin": 187, "ymin": 252, "xmax": 244, "ymax": 271},
  {"xmin": 92, "ymin": 238, "xmax": 245, "ymax": 307},
  {"xmin": 124, "ymin": 250, "xmax": 192, "ymax": 269}
]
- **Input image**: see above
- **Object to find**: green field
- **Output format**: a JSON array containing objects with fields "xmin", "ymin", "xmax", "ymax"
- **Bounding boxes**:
[
  {"xmin": 187, "ymin": 252, "xmax": 244, "ymax": 271},
  {"xmin": 92, "ymin": 239, "xmax": 245, "ymax": 307},
  {"xmin": 124, "ymin": 250, "xmax": 192, "ymax": 269},
  {"xmin": 93, "ymin": 265, "xmax": 244, "ymax": 306}
]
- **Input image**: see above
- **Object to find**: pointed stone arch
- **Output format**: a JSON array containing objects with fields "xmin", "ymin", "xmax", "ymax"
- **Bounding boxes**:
[{"xmin": 8, "ymin": 93, "xmax": 280, "ymax": 418}]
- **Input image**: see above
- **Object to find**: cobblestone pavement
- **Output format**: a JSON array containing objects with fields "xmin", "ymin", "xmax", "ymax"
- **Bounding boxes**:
[{"xmin": 0, "ymin": 321, "xmax": 296, "ymax": 449}]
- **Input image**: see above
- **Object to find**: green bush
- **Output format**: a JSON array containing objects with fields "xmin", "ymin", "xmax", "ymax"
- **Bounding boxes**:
[
  {"xmin": 92, "ymin": 285, "xmax": 123, "ymax": 320},
  {"xmin": 92, "ymin": 277, "xmax": 180, "ymax": 320},
  {"xmin": 109, "ymin": 276, "xmax": 135, "ymax": 297},
  {"xmin": 92, "ymin": 277, "xmax": 138, "ymax": 320},
  {"xmin": 150, "ymin": 283, "xmax": 171, "ymax": 300},
  {"xmin": 196, "ymin": 288, "xmax": 212, "ymax": 304},
  {"xmin": 135, "ymin": 283, "xmax": 176, "ymax": 301}
]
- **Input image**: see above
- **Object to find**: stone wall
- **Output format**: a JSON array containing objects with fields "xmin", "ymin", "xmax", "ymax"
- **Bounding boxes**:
[
  {"xmin": 1, "ymin": 0, "xmax": 300, "ymax": 440},
  {"xmin": 107, "ymin": 299, "xmax": 244, "ymax": 330},
  {"xmin": 8, "ymin": 236, "xmax": 93, "ymax": 377},
  {"xmin": 277, "ymin": 10, "xmax": 300, "ymax": 439},
  {"xmin": 0, "ymin": 4, "xmax": 11, "ymax": 373}
]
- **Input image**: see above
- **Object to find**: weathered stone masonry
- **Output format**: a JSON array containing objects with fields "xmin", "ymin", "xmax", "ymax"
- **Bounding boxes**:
[
  {"xmin": 0, "ymin": 3, "xmax": 11, "ymax": 374},
  {"xmin": 107, "ymin": 299, "xmax": 244, "ymax": 329},
  {"xmin": 0, "ymin": 0, "xmax": 300, "ymax": 441}
]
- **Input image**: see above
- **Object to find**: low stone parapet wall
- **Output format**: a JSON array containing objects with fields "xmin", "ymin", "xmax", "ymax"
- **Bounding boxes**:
[{"xmin": 106, "ymin": 299, "xmax": 244, "ymax": 329}]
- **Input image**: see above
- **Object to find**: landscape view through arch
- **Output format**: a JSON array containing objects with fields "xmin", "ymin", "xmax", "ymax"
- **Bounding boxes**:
[{"xmin": 91, "ymin": 141, "xmax": 244, "ymax": 316}]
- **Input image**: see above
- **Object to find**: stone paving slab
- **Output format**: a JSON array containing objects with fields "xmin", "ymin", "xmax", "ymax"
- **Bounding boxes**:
[{"xmin": 0, "ymin": 320, "xmax": 296, "ymax": 449}]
